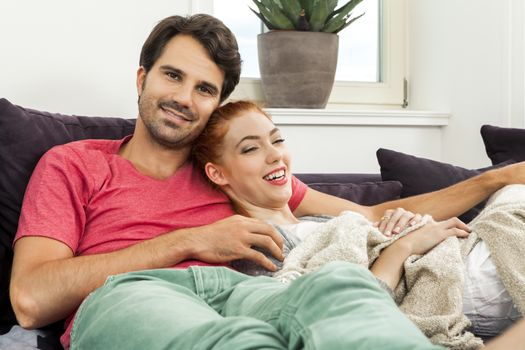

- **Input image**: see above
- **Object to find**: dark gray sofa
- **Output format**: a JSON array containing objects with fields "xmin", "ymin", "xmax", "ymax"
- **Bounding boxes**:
[
  {"xmin": 2, "ymin": 97, "xmax": 523, "ymax": 349},
  {"xmin": 0, "ymin": 98, "xmax": 405, "ymax": 349}
]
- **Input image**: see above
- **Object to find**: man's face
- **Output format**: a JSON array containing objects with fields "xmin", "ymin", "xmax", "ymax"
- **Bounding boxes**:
[{"xmin": 136, "ymin": 34, "xmax": 225, "ymax": 149}]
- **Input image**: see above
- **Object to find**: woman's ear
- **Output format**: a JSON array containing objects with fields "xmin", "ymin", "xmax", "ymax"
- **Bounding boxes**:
[{"xmin": 205, "ymin": 163, "xmax": 229, "ymax": 186}]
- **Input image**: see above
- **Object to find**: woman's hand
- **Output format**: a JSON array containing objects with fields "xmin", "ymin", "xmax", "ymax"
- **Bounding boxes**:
[
  {"xmin": 395, "ymin": 217, "xmax": 471, "ymax": 256},
  {"xmin": 374, "ymin": 208, "xmax": 423, "ymax": 237},
  {"xmin": 371, "ymin": 217, "xmax": 471, "ymax": 290}
]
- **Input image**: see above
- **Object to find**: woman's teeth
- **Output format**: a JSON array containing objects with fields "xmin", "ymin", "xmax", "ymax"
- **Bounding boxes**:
[{"xmin": 264, "ymin": 169, "xmax": 285, "ymax": 181}]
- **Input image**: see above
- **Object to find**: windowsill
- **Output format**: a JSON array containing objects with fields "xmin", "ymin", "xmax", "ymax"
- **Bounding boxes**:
[{"xmin": 266, "ymin": 109, "xmax": 450, "ymax": 126}]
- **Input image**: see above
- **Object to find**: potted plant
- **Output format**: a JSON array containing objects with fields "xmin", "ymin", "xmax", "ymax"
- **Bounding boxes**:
[{"xmin": 251, "ymin": 0, "xmax": 364, "ymax": 108}]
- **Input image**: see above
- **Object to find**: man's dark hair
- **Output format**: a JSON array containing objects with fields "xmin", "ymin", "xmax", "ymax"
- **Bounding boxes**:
[{"xmin": 139, "ymin": 14, "xmax": 242, "ymax": 102}]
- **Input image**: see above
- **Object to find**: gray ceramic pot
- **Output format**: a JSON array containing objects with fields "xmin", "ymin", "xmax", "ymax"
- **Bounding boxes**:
[{"xmin": 257, "ymin": 31, "xmax": 338, "ymax": 108}]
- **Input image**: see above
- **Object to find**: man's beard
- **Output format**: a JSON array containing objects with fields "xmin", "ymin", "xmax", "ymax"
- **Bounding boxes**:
[{"xmin": 138, "ymin": 94, "xmax": 202, "ymax": 150}]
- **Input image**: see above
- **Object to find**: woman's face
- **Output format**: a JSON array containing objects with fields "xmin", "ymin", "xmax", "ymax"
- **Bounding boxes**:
[{"xmin": 209, "ymin": 110, "xmax": 293, "ymax": 209}]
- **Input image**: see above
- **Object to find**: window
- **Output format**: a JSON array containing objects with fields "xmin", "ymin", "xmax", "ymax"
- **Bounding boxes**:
[
  {"xmin": 214, "ymin": 0, "xmax": 261, "ymax": 78},
  {"xmin": 215, "ymin": 0, "xmax": 380, "ymax": 82},
  {"xmin": 202, "ymin": 0, "xmax": 406, "ymax": 108},
  {"xmin": 336, "ymin": 0, "xmax": 380, "ymax": 82}
]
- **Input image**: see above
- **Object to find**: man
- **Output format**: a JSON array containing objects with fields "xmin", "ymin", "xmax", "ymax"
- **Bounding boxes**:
[{"xmin": 9, "ymin": 13, "xmax": 525, "ymax": 349}]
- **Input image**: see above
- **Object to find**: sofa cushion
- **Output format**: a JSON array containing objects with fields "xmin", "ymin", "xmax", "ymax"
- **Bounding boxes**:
[
  {"xmin": 296, "ymin": 174, "xmax": 402, "ymax": 206},
  {"xmin": 0, "ymin": 98, "xmax": 135, "ymax": 328},
  {"xmin": 296, "ymin": 173, "xmax": 383, "ymax": 184},
  {"xmin": 376, "ymin": 148, "xmax": 513, "ymax": 223},
  {"xmin": 307, "ymin": 182, "xmax": 402, "ymax": 206},
  {"xmin": 481, "ymin": 124, "xmax": 525, "ymax": 164}
]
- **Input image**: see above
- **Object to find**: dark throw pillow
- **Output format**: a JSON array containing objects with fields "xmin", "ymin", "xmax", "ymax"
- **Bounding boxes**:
[
  {"xmin": 481, "ymin": 124, "xmax": 525, "ymax": 164},
  {"xmin": 0, "ymin": 98, "xmax": 135, "ymax": 328},
  {"xmin": 296, "ymin": 173, "xmax": 402, "ymax": 206},
  {"xmin": 376, "ymin": 148, "xmax": 513, "ymax": 223}
]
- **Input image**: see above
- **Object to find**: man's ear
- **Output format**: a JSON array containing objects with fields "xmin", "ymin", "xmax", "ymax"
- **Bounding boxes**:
[
  {"xmin": 137, "ymin": 66, "xmax": 146, "ymax": 95},
  {"xmin": 205, "ymin": 163, "xmax": 229, "ymax": 186}
]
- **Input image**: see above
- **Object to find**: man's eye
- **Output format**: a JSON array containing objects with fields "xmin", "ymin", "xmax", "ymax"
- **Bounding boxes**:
[
  {"xmin": 166, "ymin": 72, "xmax": 181, "ymax": 80},
  {"xmin": 197, "ymin": 85, "xmax": 214, "ymax": 95}
]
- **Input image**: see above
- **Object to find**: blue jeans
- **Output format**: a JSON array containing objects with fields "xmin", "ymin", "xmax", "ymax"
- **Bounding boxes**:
[{"xmin": 70, "ymin": 261, "xmax": 441, "ymax": 349}]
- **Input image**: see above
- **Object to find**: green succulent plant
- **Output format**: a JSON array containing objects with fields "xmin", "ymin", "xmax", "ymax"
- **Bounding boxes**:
[{"xmin": 250, "ymin": 0, "xmax": 365, "ymax": 33}]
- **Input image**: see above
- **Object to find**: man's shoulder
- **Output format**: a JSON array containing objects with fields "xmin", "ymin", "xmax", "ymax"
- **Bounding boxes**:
[
  {"xmin": 38, "ymin": 138, "xmax": 125, "ymax": 175},
  {"xmin": 47, "ymin": 138, "xmax": 123, "ymax": 159}
]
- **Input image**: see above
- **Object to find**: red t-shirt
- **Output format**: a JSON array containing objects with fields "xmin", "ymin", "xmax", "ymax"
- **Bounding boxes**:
[{"xmin": 14, "ymin": 136, "xmax": 307, "ymax": 348}]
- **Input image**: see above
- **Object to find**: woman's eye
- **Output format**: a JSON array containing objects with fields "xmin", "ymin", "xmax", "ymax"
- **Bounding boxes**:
[
  {"xmin": 273, "ymin": 138, "xmax": 285, "ymax": 144},
  {"xmin": 241, "ymin": 147, "xmax": 257, "ymax": 154}
]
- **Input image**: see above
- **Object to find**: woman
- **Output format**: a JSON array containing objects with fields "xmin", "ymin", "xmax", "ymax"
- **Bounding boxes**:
[{"xmin": 193, "ymin": 101, "xmax": 522, "ymax": 347}]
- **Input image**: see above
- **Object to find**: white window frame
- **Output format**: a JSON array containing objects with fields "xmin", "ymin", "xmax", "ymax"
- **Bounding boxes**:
[{"xmin": 192, "ymin": 0, "xmax": 407, "ymax": 108}]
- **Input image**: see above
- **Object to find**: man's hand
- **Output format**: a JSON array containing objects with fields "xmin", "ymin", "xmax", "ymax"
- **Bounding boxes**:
[
  {"xmin": 10, "ymin": 215, "xmax": 284, "ymax": 328},
  {"xmin": 373, "ymin": 208, "xmax": 423, "ymax": 237},
  {"xmin": 183, "ymin": 215, "xmax": 284, "ymax": 271},
  {"xmin": 394, "ymin": 217, "xmax": 471, "ymax": 256}
]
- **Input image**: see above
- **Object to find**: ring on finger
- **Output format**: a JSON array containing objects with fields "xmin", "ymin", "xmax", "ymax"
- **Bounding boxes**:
[{"xmin": 381, "ymin": 216, "xmax": 390, "ymax": 221}]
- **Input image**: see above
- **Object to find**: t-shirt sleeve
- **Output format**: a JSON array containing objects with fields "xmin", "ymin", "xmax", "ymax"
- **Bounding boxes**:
[
  {"xmin": 287, "ymin": 175, "xmax": 308, "ymax": 212},
  {"xmin": 14, "ymin": 146, "xmax": 91, "ymax": 253}
]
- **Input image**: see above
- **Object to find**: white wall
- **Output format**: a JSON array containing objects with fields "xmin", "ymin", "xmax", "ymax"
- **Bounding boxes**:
[
  {"xmin": 2, "ymin": 0, "xmax": 523, "ymax": 173},
  {"xmin": 0, "ymin": 0, "xmax": 201, "ymax": 117},
  {"xmin": 408, "ymin": 0, "xmax": 525, "ymax": 168},
  {"xmin": 279, "ymin": 124, "xmax": 443, "ymax": 173}
]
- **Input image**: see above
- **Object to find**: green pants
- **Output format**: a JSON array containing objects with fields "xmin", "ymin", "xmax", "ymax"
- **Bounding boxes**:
[{"xmin": 70, "ymin": 261, "xmax": 442, "ymax": 349}]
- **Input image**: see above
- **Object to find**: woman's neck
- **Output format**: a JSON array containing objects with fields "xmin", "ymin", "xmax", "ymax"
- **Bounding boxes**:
[
  {"xmin": 242, "ymin": 205, "xmax": 299, "ymax": 226},
  {"xmin": 222, "ymin": 187, "xmax": 299, "ymax": 225}
]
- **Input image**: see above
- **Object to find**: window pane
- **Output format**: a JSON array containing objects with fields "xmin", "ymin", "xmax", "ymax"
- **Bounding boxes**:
[
  {"xmin": 214, "ymin": 0, "xmax": 380, "ymax": 82},
  {"xmin": 214, "ymin": 0, "xmax": 261, "ymax": 78},
  {"xmin": 336, "ymin": 0, "xmax": 380, "ymax": 82}
]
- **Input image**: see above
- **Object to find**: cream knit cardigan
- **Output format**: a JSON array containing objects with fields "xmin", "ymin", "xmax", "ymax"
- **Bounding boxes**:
[{"xmin": 274, "ymin": 185, "xmax": 525, "ymax": 350}]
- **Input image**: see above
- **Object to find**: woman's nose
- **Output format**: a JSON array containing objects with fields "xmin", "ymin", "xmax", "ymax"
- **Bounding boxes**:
[{"xmin": 266, "ymin": 145, "xmax": 282, "ymax": 163}]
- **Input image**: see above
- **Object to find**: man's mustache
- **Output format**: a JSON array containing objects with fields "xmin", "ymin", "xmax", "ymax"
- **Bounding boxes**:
[{"xmin": 158, "ymin": 100, "xmax": 196, "ymax": 121}]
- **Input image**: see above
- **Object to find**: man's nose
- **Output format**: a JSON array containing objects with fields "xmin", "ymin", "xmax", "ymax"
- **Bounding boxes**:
[{"xmin": 172, "ymin": 82, "xmax": 193, "ymax": 109}]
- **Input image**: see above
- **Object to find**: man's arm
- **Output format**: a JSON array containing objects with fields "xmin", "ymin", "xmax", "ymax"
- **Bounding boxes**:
[
  {"xmin": 10, "ymin": 215, "xmax": 284, "ymax": 329},
  {"xmin": 295, "ymin": 161, "xmax": 525, "ymax": 222}
]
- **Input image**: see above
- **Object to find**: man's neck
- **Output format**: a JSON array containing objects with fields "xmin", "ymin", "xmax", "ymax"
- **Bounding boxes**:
[{"xmin": 118, "ymin": 132, "xmax": 190, "ymax": 180}]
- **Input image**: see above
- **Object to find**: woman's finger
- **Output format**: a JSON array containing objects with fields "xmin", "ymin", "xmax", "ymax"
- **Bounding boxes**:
[
  {"xmin": 409, "ymin": 213, "xmax": 422, "ymax": 226},
  {"xmin": 391, "ymin": 211, "xmax": 416, "ymax": 234},
  {"xmin": 444, "ymin": 217, "xmax": 471, "ymax": 232},
  {"xmin": 378, "ymin": 209, "xmax": 395, "ymax": 233},
  {"xmin": 382, "ymin": 208, "xmax": 406, "ymax": 236}
]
